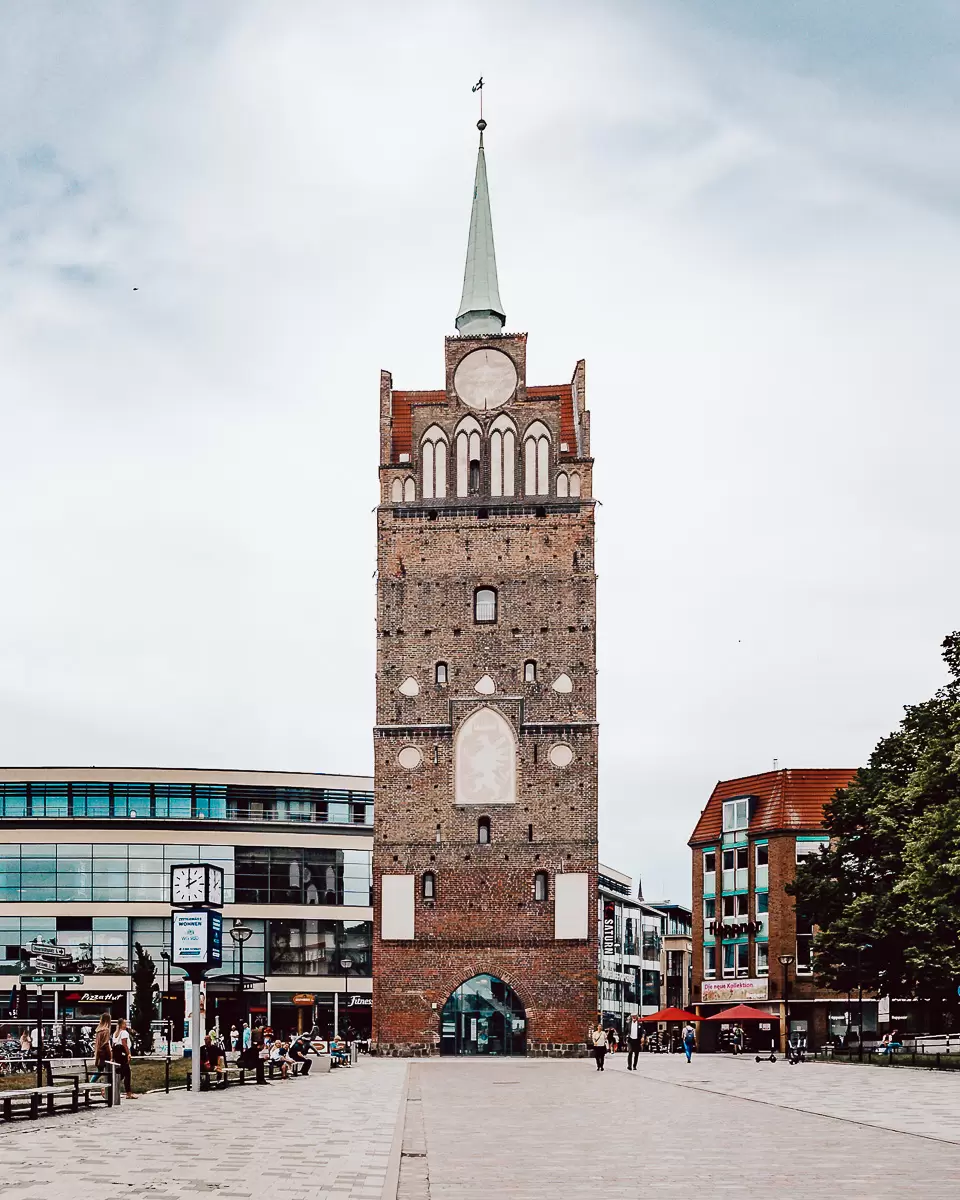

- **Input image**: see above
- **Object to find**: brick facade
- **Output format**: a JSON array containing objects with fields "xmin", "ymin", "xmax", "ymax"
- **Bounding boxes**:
[
  {"xmin": 373, "ymin": 332, "xmax": 599, "ymax": 1056},
  {"xmin": 689, "ymin": 769, "xmax": 856, "ymax": 1051}
]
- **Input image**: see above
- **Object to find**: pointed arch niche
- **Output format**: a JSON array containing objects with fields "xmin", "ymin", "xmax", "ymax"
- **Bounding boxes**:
[
  {"xmin": 523, "ymin": 421, "xmax": 551, "ymax": 496},
  {"xmin": 454, "ymin": 706, "xmax": 518, "ymax": 807},
  {"xmin": 421, "ymin": 426, "xmax": 448, "ymax": 499},
  {"xmin": 489, "ymin": 414, "xmax": 517, "ymax": 497},
  {"xmin": 455, "ymin": 416, "xmax": 483, "ymax": 497}
]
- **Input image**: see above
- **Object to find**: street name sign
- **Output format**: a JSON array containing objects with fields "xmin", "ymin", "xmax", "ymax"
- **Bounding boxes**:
[{"xmin": 20, "ymin": 973, "xmax": 84, "ymax": 985}]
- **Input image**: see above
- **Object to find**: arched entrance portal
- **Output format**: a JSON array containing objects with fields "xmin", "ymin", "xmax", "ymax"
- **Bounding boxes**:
[{"xmin": 440, "ymin": 974, "xmax": 527, "ymax": 1056}]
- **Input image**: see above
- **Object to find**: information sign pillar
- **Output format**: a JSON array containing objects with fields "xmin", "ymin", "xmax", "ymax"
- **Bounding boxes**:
[{"xmin": 190, "ymin": 976, "xmax": 202, "ymax": 1096}]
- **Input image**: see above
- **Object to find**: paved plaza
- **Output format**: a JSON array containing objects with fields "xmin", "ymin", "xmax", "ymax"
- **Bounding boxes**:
[{"xmin": 1, "ymin": 1054, "xmax": 959, "ymax": 1198}]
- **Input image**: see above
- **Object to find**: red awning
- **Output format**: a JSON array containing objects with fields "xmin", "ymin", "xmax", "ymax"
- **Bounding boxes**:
[
  {"xmin": 639, "ymin": 1007, "xmax": 702, "ymax": 1023},
  {"xmin": 704, "ymin": 1004, "xmax": 776, "ymax": 1022}
]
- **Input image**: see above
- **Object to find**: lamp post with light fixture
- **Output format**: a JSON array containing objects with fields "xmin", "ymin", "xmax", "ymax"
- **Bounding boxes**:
[
  {"xmin": 777, "ymin": 954, "xmax": 794, "ymax": 1056},
  {"xmin": 229, "ymin": 920, "xmax": 253, "ymax": 1011}
]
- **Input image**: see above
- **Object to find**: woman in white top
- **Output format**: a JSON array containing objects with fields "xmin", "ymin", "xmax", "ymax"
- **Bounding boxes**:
[
  {"xmin": 112, "ymin": 1018, "xmax": 136, "ymax": 1098},
  {"xmin": 590, "ymin": 1023, "xmax": 607, "ymax": 1072}
]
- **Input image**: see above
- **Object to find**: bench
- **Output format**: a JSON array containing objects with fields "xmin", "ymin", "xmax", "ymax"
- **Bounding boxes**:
[
  {"xmin": 1, "ymin": 1084, "xmax": 80, "ymax": 1121},
  {"xmin": 50, "ymin": 1062, "xmax": 115, "ymax": 1108}
]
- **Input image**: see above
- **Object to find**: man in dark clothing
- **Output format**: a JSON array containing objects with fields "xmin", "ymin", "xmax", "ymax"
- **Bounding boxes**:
[
  {"xmin": 626, "ymin": 1014, "xmax": 642, "ymax": 1071},
  {"xmin": 287, "ymin": 1038, "xmax": 311, "ymax": 1076}
]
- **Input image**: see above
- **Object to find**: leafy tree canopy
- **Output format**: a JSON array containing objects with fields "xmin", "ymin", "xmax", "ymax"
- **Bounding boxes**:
[{"xmin": 788, "ymin": 632, "xmax": 960, "ymax": 1007}]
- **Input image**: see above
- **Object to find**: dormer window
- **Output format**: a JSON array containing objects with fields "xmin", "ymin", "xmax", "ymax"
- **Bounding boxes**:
[{"xmin": 722, "ymin": 798, "xmax": 750, "ymax": 833}]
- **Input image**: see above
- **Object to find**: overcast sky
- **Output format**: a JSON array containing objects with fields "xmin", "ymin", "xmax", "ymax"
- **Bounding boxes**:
[{"xmin": 2, "ymin": 1, "xmax": 957, "ymax": 903}]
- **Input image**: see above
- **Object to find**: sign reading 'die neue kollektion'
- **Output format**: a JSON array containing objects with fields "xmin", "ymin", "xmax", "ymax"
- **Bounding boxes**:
[{"xmin": 701, "ymin": 978, "xmax": 769, "ymax": 1003}]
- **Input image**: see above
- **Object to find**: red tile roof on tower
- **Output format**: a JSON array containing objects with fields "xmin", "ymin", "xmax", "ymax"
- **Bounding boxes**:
[
  {"xmin": 389, "ymin": 384, "xmax": 579, "ymax": 461},
  {"xmin": 688, "ymin": 768, "xmax": 857, "ymax": 845},
  {"xmin": 390, "ymin": 391, "xmax": 445, "ymax": 461},
  {"xmin": 526, "ymin": 384, "xmax": 577, "ymax": 456}
]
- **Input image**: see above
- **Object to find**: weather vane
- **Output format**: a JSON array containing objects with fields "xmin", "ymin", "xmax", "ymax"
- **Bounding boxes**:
[{"xmin": 472, "ymin": 76, "xmax": 484, "ymax": 125}]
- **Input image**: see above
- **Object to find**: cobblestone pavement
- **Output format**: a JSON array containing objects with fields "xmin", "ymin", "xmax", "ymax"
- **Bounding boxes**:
[
  {"xmin": 398, "ymin": 1056, "xmax": 960, "ymax": 1199},
  {"xmin": 0, "ymin": 1057, "xmax": 407, "ymax": 1200},
  {"xmin": 627, "ymin": 1048, "xmax": 960, "ymax": 1143}
]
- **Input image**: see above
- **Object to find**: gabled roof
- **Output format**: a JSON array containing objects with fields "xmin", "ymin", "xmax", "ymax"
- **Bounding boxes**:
[{"xmin": 688, "ymin": 768, "xmax": 857, "ymax": 845}]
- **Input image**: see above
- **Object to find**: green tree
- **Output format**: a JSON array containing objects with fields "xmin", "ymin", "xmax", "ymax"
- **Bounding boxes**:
[
  {"xmin": 789, "ymin": 632, "xmax": 960, "ymax": 1025},
  {"xmin": 130, "ymin": 941, "xmax": 158, "ymax": 1053}
]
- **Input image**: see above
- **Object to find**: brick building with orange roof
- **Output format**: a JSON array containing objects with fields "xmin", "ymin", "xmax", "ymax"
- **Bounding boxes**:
[{"xmin": 688, "ymin": 767, "xmax": 870, "ymax": 1053}]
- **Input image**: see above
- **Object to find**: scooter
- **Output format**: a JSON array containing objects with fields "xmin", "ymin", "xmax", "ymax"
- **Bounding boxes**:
[{"xmin": 755, "ymin": 1036, "xmax": 777, "ymax": 1063}]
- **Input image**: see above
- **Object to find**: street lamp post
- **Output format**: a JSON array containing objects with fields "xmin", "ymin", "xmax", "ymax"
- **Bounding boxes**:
[
  {"xmin": 159, "ymin": 950, "xmax": 172, "ymax": 1092},
  {"xmin": 230, "ymin": 921, "xmax": 253, "ymax": 1027},
  {"xmin": 777, "ymin": 954, "xmax": 794, "ymax": 1057},
  {"xmin": 340, "ymin": 958, "xmax": 353, "ymax": 1044},
  {"xmin": 856, "ymin": 942, "xmax": 871, "ymax": 1061}
]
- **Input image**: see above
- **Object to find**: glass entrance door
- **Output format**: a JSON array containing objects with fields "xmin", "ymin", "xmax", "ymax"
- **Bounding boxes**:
[{"xmin": 440, "ymin": 974, "xmax": 527, "ymax": 1056}]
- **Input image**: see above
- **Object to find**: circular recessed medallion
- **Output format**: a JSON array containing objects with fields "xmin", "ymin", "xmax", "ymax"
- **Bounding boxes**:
[
  {"xmin": 549, "ymin": 744, "xmax": 574, "ymax": 768},
  {"xmin": 454, "ymin": 348, "xmax": 518, "ymax": 411},
  {"xmin": 397, "ymin": 746, "xmax": 423, "ymax": 771}
]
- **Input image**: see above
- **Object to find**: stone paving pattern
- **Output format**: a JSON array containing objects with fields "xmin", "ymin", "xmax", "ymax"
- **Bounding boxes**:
[
  {"xmin": 401, "ymin": 1053, "xmax": 960, "ymax": 1198},
  {"xmin": 3, "ymin": 1053, "xmax": 960, "ymax": 1198},
  {"xmin": 0, "ymin": 1058, "xmax": 407, "ymax": 1199}
]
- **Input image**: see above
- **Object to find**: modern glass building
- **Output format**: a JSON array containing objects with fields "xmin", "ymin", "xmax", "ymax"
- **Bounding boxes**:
[
  {"xmin": 597, "ymin": 864, "xmax": 665, "ymax": 1031},
  {"xmin": 0, "ymin": 767, "xmax": 373, "ymax": 1043}
]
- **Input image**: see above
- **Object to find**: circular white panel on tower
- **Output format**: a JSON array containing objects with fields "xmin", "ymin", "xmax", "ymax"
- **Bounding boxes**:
[
  {"xmin": 549, "ymin": 743, "xmax": 574, "ymax": 768},
  {"xmin": 454, "ymin": 348, "xmax": 518, "ymax": 411},
  {"xmin": 397, "ymin": 746, "xmax": 423, "ymax": 770}
]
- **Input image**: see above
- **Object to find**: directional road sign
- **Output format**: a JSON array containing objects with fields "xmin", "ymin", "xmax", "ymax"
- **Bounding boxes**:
[{"xmin": 19, "ymin": 973, "xmax": 84, "ymax": 985}]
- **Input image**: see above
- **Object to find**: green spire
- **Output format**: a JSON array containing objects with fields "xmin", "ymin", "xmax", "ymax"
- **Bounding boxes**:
[{"xmin": 456, "ymin": 120, "xmax": 506, "ymax": 336}]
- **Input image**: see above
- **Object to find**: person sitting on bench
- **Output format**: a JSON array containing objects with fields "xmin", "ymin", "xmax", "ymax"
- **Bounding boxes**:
[
  {"xmin": 287, "ymin": 1037, "xmax": 311, "ymax": 1076},
  {"xmin": 200, "ymin": 1035, "xmax": 226, "ymax": 1086}
]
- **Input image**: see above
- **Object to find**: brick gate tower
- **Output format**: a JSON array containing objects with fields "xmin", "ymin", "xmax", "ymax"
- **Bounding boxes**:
[{"xmin": 372, "ymin": 119, "xmax": 598, "ymax": 1057}]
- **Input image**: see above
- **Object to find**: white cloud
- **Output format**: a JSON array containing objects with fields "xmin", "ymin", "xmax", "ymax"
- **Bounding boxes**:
[{"xmin": 0, "ymin": 1, "xmax": 956, "ymax": 900}]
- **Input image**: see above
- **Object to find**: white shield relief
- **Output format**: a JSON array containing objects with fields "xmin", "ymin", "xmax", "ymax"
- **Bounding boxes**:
[{"xmin": 454, "ymin": 707, "xmax": 518, "ymax": 806}]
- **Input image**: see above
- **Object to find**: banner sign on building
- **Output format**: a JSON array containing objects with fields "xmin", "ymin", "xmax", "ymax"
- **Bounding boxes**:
[
  {"xmin": 603, "ymin": 900, "xmax": 616, "ymax": 956},
  {"xmin": 701, "ymin": 978, "xmax": 769, "ymax": 1003},
  {"xmin": 347, "ymin": 995, "xmax": 372, "ymax": 1007}
]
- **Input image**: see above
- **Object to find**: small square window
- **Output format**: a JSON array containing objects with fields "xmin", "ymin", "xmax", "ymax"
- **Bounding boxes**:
[{"xmin": 756, "ymin": 844, "xmax": 769, "ymax": 868}]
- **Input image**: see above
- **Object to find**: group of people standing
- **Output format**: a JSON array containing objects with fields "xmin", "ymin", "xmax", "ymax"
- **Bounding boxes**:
[
  {"xmin": 91, "ymin": 1012, "xmax": 136, "ymax": 1099},
  {"xmin": 591, "ymin": 1016, "xmax": 698, "ymax": 1070}
]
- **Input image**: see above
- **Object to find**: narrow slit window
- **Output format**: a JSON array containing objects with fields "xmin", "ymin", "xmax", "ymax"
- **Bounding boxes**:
[
  {"xmin": 435, "ymin": 662, "xmax": 448, "ymax": 685},
  {"xmin": 477, "ymin": 816, "xmax": 491, "ymax": 844},
  {"xmin": 534, "ymin": 871, "xmax": 548, "ymax": 901},
  {"xmin": 523, "ymin": 660, "xmax": 537, "ymax": 683},
  {"xmin": 422, "ymin": 872, "xmax": 436, "ymax": 901}
]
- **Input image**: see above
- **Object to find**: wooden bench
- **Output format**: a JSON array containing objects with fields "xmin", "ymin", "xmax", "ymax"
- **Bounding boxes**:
[
  {"xmin": 1, "ymin": 1084, "xmax": 79, "ymax": 1121},
  {"xmin": 50, "ymin": 1062, "xmax": 115, "ymax": 1108}
]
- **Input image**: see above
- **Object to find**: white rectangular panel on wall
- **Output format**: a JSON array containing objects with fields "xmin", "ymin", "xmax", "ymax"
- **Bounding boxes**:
[
  {"xmin": 381, "ymin": 874, "xmax": 415, "ymax": 940},
  {"xmin": 554, "ymin": 872, "xmax": 589, "ymax": 939}
]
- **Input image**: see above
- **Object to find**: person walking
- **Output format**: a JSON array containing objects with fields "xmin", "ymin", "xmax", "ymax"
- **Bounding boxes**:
[
  {"xmin": 90, "ymin": 1013, "xmax": 113, "ymax": 1084},
  {"xmin": 682, "ymin": 1021, "xmax": 696, "ymax": 1064},
  {"xmin": 626, "ymin": 1014, "xmax": 642, "ymax": 1071},
  {"xmin": 606, "ymin": 1025, "xmax": 619, "ymax": 1056},
  {"xmin": 112, "ymin": 1017, "xmax": 136, "ymax": 1099},
  {"xmin": 590, "ymin": 1022, "xmax": 607, "ymax": 1071}
]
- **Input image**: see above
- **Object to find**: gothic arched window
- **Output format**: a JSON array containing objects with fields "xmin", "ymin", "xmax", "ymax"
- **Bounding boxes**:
[
  {"xmin": 421, "ymin": 426, "xmax": 448, "ymax": 499},
  {"xmin": 455, "ymin": 417, "xmax": 482, "ymax": 497},
  {"xmin": 490, "ymin": 414, "xmax": 517, "ymax": 497},
  {"xmin": 523, "ymin": 421, "xmax": 551, "ymax": 496},
  {"xmin": 403, "ymin": 476, "xmax": 416, "ymax": 501}
]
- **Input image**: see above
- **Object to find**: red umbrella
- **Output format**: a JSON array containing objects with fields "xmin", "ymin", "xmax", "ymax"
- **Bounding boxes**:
[
  {"xmin": 704, "ymin": 1004, "xmax": 776, "ymax": 1022},
  {"xmin": 639, "ymin": 1007, "xmax": 702, "ymax": 1023}
]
